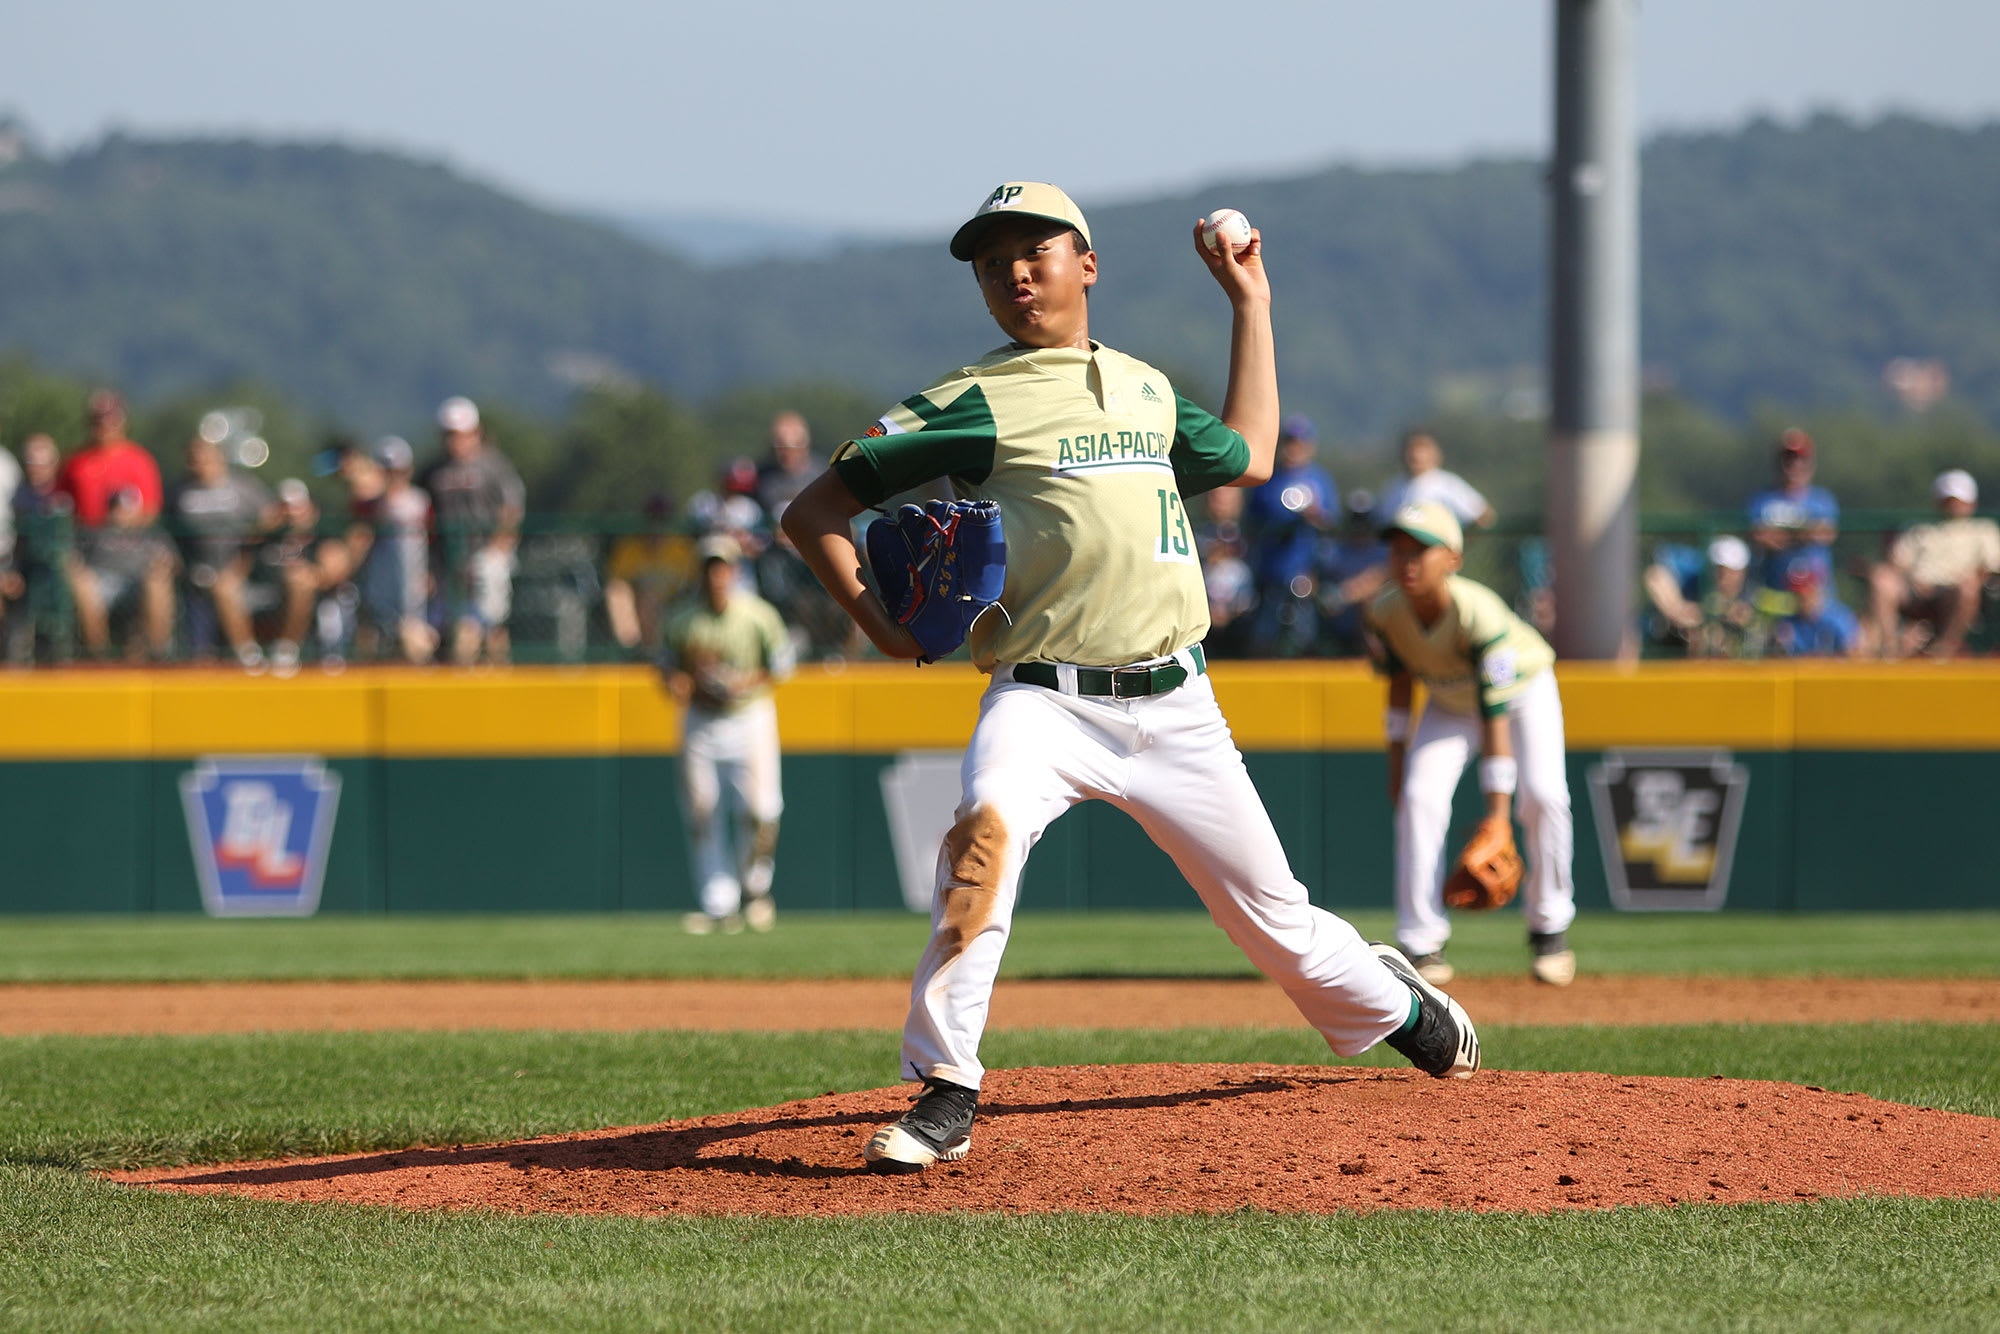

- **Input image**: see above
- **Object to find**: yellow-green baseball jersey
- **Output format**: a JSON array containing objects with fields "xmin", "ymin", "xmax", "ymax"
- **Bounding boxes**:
[
  {"xmin": 833, "ymin": 343, "xmax": 1249, "ymax": 670},
  {"xmin": 661, "ymin": 591, "xmax": 795, "ymax": 713},
  {"xmin": 1365, "ymin": 575, "xmax": 1555, "ymax": 718}
]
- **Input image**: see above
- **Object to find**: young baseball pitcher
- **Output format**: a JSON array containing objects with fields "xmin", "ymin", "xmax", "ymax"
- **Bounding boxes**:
[
  {"xmin": 782, "ymin": 182, "xmax": 1482, "ymax": 1175},
  {"xmin": 1366, "ymin": 502, "xmax": 1577, "ymax": 988}
]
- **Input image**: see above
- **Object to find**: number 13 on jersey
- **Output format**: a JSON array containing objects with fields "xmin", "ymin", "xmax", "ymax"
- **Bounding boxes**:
[{"xmin": 1155, "ymin": 489, "xmax": 1198, "ymax": 565}]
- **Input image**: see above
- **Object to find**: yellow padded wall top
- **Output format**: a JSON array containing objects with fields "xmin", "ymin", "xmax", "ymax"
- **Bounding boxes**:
[{"xmin": 1, "ymin": 661, "xmax": 1997, "ymax": 758}]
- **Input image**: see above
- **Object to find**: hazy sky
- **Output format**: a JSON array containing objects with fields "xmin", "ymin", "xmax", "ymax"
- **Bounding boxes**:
[{"xmin": 6, "ymin": 1, "xmax": 1997, "ymax": 234}]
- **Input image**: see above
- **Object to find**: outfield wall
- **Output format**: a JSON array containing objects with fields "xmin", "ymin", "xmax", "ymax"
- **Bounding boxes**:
[{"xmin": 0, "ymin": 663, "xmax": 1993, "ymax": 915}]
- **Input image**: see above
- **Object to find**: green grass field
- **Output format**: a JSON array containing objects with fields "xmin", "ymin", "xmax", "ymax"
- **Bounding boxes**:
[
  {"xmin": 3, "ymin": 912, "xmax": 1997, "ymax": 1331},
  {"xmin": 5, "ymin": 909, "xmax": 1999, "ymax": 981}
]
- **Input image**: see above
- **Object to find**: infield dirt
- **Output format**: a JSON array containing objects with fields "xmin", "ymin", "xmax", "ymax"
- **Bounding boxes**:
[{"xmin": 12, "ymin": 974, "xmax": 2000, "ymax": 1035}]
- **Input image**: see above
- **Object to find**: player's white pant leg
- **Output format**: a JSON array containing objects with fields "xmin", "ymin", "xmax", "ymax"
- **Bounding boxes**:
[
  {"xmin": 899, "ymin": 682, "xmax": 1122, "ymax": 1090},
  {"xmin": 1395, "ymin": 708, "xmax": 1480, "ymax": 956},
  {"xmin": 680, "ymin": 707, "xmax": 743, "ymax": 918},
  {"xmin": 720, "ymin": 697, "xmax": 783, "ymax": 897},
  {"xmin": 724, "ymin": 697, "xmax": 783, "ymax": 825},
  {"xmin": 1120, "ymin": 675, "xmax": 1409, "ymax": 1055},
  {"xmin": 1508, "ymin": 671, "xmax": 1576, "ymax": 937}
]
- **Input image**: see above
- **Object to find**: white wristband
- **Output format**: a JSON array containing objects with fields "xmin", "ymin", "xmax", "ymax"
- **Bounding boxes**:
[
  {"xmin": 1385, "ymin": 707, "xmax": 1410, "ymax": 743},
  {"xmin": 1479, "ymin": 756, "xmax": 1518, "ymax": 795}
]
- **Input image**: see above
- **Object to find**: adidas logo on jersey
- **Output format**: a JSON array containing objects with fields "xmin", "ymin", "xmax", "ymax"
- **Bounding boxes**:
[{"xmin": 1140, "ymin": 383, "xmax": 1162, "ymax": 403}]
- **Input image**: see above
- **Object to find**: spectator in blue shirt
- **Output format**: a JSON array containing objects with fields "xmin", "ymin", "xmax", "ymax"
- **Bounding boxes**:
[
  {"xmin": 1244, "ymin": 414, "xmax": 1337, "ymax": 655},
  {"xmin": 1747, "ymin": 428, "xmax": 1838, "ymax": 590},
  {"xmin": 1640, "ymin": 540, "xmax": 1708, "ymax": 653},
  {"xmin": 1316, "ymin": 488, "xmax": 1388, "ymax": 656},
  {"xmin": 1772, "ymin": 564, "xmax": 1860, "ymax": 658}
]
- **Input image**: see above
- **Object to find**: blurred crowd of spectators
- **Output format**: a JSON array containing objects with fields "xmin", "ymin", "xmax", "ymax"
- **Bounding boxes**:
[
  {"xmin": 1640, "ymin": 430, "xmax": 2000, "ymax": 659},
  {"xmin": 1202, "ymin": 417, "xmax": 2000, "ymax": 662},
  {"xmin": 0, "ymin": 391, "xmax": 853, "ymax": 672},
  {"xmin": 2, "ymin": 392, "xmax": 1995, "ymax": 670},
  {"xmin": 597, "ymin": 409, "xmax": 855, "ymax": 668}
]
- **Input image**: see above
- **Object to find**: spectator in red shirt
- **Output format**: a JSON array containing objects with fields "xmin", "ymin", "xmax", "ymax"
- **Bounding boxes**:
[
  {"xmin": 62, "ymin": 393, "xmax": 174, "ymax": 659},
  {"xmin": 58, "ymin": 390, "xmax": 163, "ymax": 526}
]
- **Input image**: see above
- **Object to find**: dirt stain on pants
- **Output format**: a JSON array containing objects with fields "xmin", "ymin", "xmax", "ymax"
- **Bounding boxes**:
[{"xmin": 934, "ymin": 804, "xmax": 1009, "ymax": 963}]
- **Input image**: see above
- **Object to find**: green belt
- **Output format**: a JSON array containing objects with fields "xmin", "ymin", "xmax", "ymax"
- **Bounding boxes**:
[{"xmin": 1011, "ymin": 645, "xmax": 1207, "ymax": 699}]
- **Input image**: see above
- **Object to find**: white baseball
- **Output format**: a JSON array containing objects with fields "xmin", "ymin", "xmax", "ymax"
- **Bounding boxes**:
[{"xmin": 1202, "ymin": 208, "xmax": 1253, "ymax": 255}]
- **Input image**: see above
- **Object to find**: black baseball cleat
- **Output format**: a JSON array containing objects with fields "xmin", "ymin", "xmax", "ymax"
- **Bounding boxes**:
[
  {"xmin": 863, "ymin": 1078, "xmax": 978, "ymax": 1174},
  {"xmin": 1371, "ymin": 943, "xmax": 1481, "ymax": 1079}
]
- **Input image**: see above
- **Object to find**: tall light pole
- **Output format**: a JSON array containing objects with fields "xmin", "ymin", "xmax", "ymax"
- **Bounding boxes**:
[{"xmin": 1548, "ymin": 0, "xmax": 1638, "ymax": 659}]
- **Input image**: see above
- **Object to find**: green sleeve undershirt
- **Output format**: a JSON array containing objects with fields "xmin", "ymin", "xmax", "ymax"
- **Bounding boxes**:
[
  {"xmin": 832, "ymin": 385, "xmax": 998, "ymax": 508},
  {"xmin": 1168, "ymin": 393, "xmax": 1250, "ymax": 498},
  {"xmin": 1475, "ymin": 635, "xmax": 1509, "ymax": 717}
]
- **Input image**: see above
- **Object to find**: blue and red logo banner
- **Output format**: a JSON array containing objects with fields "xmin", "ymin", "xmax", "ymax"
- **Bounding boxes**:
[{"xmin": 180, "ymin": 756, "xmax": 343, "ymax": 917}]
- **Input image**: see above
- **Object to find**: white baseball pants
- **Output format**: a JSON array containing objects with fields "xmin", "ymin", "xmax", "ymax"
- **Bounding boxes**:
[
  {"xmin": 902, "ymin": 665, "xmax": 1412, "ymax": 1090},
  {"xmin": 680, "ymin": 697, "xmax": 783, "ymax": 918},
  {"xmin": 1394, "ymin": 669, "xmax": 1575, "ymax": 956}
]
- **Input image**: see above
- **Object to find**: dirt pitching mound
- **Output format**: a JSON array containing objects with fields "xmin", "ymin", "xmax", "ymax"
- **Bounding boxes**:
[{"xmin": 112, "ymin": 1064, "xmax": 2000, "ymax": 1217}]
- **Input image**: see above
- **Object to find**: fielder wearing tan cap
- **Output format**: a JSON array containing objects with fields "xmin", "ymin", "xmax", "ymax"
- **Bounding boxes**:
[
  {"xmin": 1366, "ymin": 491, "xmax": 1571, "ymax": 990},
  {"xmin": 1381, "ymin": 501, "xmax": 1465, "ymax": 556},
  {"xmin": 697, "ymin": 534, "xmax": 743, "ymax": 565},
  {"xmin": 949, "ymin": 182, "xmax": 1094, "ymax": 261},
  {"xmin": 663, "ymin": 524, "xmax": 795, "ymax": 941}
]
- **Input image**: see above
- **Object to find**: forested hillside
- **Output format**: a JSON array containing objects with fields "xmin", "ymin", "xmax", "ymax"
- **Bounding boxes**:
[{"xmin": 0, "ymin": 115, "xmax": 1993, "ymax": 441}]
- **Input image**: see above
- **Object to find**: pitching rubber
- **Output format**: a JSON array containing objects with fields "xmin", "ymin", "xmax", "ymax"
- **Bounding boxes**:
[{"xmin": 864, "ymin": 1124, "xmax": 974, "ymax": 1174}]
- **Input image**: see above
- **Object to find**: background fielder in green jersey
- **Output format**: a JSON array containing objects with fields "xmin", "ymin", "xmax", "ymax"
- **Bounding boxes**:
[
  {"xmin": 782, "ymin": 183, "xmax": 1478, "ymax": 1175},
  {"xmin": 661, "ymin": 535, "xmax": 794, "ymax": 937},
  {"xmin": 1366, "ymin": 501, "xmax": 1577, "ymax": 988}
]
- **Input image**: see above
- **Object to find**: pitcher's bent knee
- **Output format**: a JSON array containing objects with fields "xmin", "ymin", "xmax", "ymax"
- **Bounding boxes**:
[{"xmin": 932, "ymin": 804, "xmax": 1012, "ymax": 964}]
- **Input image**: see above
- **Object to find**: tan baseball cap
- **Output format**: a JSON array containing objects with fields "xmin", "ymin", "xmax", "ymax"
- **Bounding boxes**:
[
  {"xmin": 697, "ymin": 534, "xmax": 742, "ymax": 565},
  {"xmin": 950, "ymin": 182, "xmax": 1093, "ymax": 261},
  {"xmin": 1382, "ymin": 501, "xmax": 1464, "ymax": 555}
]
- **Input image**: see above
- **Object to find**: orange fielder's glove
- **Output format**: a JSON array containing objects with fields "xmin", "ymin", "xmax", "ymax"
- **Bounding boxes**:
[{"xmin": 1442, "ymin": 816, "xmax": 1523, "ymax": 911}]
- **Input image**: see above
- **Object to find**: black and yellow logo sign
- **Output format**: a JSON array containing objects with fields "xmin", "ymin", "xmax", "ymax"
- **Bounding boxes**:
[{"xmin": 1586, "ymin": 750, "xmax": 1749, "ymax": 911}]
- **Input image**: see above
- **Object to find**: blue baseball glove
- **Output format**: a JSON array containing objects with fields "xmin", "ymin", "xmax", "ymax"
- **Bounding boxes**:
[{"xmin": 865, "ymin": 499, "xmax": 1006, "ymax": 664}]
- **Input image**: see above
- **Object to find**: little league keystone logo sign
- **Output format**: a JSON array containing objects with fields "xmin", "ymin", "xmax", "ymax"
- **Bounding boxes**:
[
  {"xmin": 180, "ymin": 757, "xmax": 342, "ymax": 917},
  {"xmin": 1586, "ymin": 749, "xmax": 1749, "ymax": 912}
]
